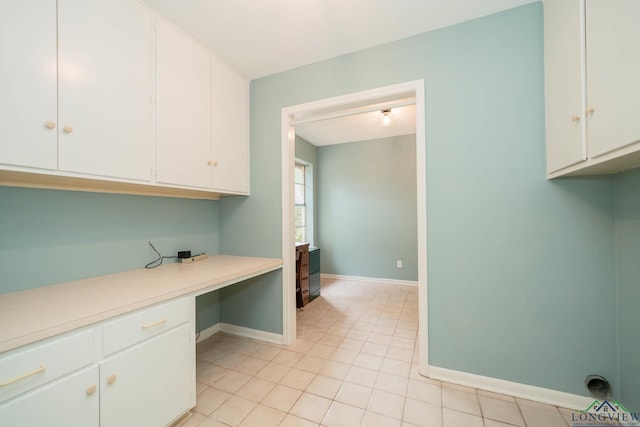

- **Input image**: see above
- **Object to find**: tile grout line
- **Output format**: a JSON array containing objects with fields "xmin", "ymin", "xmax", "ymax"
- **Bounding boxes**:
[{"xmin": 193, "ymin": 279, "xmax": 570, "ymax": 427}]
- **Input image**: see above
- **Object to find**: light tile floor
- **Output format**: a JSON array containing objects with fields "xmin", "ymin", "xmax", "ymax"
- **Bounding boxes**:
[{"xmin": 186, "ymin": 278, "xmax": 575, "ymax": 427}]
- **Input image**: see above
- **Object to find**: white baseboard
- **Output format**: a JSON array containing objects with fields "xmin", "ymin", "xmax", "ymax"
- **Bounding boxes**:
[
  {"xmin": 196, "ymin": 323, "xmax": 220, "ymax": 343},
  {"xmin": 196, "ymin": 322, "xmax": 284, "ymax": 345},
  {"xmin": 428, "ymin": 365, "xmax": 593, "ymax": 410},
  {"xmin": 320, "ymin": 273, "xmax": 418, "ymax": 287}
]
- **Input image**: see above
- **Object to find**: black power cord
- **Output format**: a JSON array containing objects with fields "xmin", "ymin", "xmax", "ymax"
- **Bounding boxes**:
[{"xmin": 144, "ymin": 241, "xmax": 177, "ymax": 269}]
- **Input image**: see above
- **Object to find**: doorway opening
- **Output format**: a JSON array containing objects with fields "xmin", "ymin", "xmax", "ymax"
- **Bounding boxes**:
[{"xmin": 280, "ymin": 80, "xmax": 428, "ymax": 375}]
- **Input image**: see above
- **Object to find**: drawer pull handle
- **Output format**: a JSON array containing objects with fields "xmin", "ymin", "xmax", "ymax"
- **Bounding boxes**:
[
  {"xmin": 0, "ymin": 364, "xmax": 46, "ymax": 387},
  {"xmin": 107, "ymin": 374, "xmax": 117, "ymax": 385},
  {"xmin": 86, "ymin": 384, "xmax": 97, "ymax": 396},
  {"xmin": 141, "ymin": 317, "xmax": 167, "ymax": 329}
]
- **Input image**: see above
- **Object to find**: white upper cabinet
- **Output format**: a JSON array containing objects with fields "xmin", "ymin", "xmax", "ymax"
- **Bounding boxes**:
[
  {"xmin": 57, "ymin": 0, "xmax": 153, "ymax": 181},
  {"xmin": 585, "ymin": 0, "xmax": 640, "ymax": 159},
  {"xmin": 0, "ymin": 0, "xmax": 250, "ymax": 198},
  {"xmin": 544, "ymin": 0, "xmax": 586, "ymax": 173},
  {"xmin": 0, "ymin": 0, "xmax": 58, "ymax": 170},
  {"xmin": 211, "ymin": 56, "xmax": 250, "ymax": 194},
  {"xmin": 545, "ymin": 0, "xmax": 640, "ymax": 177},
  {"xmin": 156, "ymin": 18, "xmax": 212, "ymax": 189},
  {"xmin": 0, "ymin": 0, "xmax": 153, "ymax": 182}
]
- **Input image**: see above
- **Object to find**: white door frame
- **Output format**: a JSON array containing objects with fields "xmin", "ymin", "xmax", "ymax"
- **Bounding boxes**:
[{"xmin": 280, "ymin": 79, "xmax": 429, "ymax": 375}]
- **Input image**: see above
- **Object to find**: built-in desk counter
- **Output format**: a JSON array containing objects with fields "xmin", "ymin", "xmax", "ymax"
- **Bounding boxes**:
[
  {"xmin": 0, "ymin": 255, "xmax": 282, "ymax": 426},
  {"xmin": 0, "ymin": 255, "xmax": 283, "ymax": 353}
]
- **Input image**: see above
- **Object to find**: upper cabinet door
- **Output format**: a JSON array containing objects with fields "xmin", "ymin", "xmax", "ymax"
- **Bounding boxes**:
[
  {"xmin": 211, "ymin": 56, "xmax": 250, "ymax": 194},
  {"xmin": 544, "ymin": 0, "xmax": 587, "ymax": 173},
  {"xmin": 586, "ymin": 0, "xmax": 640, "ymax": 158},
  {"xmin": 0, "ymin": 0, "xmax": 57, "ymax": 170},
  {"xmin": 156, "ymin": 19, "xmax": 212, "ymax": 189},
  {"xmin": 57, "ymin": 0, "xmax": 153, "ymax": 182}
]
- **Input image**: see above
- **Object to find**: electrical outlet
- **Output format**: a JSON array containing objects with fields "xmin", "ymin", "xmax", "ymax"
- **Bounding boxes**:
[{"xmin": 396, "ymin": 260, "xmax": 403, "ymax": 269}]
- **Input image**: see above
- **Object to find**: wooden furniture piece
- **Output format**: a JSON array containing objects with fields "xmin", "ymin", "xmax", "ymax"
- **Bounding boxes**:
[
  {"xmin": 295, "ymin": 249, "xmax": 303, "ymax": 308},
  {"xmin": 296, "ymin": 243, "xmax": 310, "ymax": 307}
]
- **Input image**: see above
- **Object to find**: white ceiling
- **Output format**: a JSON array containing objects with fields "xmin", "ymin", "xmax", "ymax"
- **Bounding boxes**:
[
  {"xmin": 296, "ymin": 103, "xmax": 416, "ymax": 146},
  {"xmin": 142, "ymin": 0, "xmax": 537, "ymax": 80},
  {"xmin": 142, "ymin": 0, "xmax": 536, "ymax": 146}
]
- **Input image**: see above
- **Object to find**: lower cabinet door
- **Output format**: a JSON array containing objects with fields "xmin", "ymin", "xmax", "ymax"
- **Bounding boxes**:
[
  {"xmin": 0, "ymin": 365, "xmax": 99, "ymax": 427},
  {"xmin": 100, "ymin": 323, "xmax": 192, "ymax": 427}
]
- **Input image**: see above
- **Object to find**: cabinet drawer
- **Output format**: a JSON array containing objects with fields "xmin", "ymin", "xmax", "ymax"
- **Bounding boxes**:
[
  {"xmin": 300, "ymin": 276, "xmax": 310, "ymax": 292},
  {"xmin": 300, "ymin": 276, "xmax": 310, "ymax": 305},
  {"xmin": 300, "ymin": 253, "xmax": 309, "ymax": 268},
  {"xmin": 102, "ymin": 298, "xmax": 191, "ymax": 357},
  {"xmin": 0, "ymin": 329, "xmax": 94, "ymax": 403}
]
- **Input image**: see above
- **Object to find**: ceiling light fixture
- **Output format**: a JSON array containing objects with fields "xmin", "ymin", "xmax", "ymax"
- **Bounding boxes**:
[{"xmin": 381, "ymin": 108, "xmax": 392, "ymax": 126}]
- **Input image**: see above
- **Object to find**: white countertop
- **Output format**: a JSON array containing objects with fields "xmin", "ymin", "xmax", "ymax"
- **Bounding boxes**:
[{"xmin": 0, "ymin": 255, "xmax": 283, "ymax": 353}]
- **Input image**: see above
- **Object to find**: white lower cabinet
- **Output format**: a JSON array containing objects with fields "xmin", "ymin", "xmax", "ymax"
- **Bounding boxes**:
[
  {"xmin": 0, "ymin": 329, "xmax": 98, "ymax": 426},
  {"xmin": 0, "ymin": 365, "xmax": 99, "ymax": 427},
  {"xmin": 100, "ymin": 324, "xmax": 192, "ymax": 427},
  {"xmin": 100, "ymin": 297, "xmax": 194, "ymax": 427},
  {"xmin": 0, "ymin": 297, "xmax": 195, "ymax": 427}
]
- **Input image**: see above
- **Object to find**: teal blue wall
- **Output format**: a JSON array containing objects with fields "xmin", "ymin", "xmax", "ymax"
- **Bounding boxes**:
[
  {"xmin": 614, "ymin": 168, "xmax": 640, "ymax": 409},
  {"xmin": 295, "ymin": 136, "xmax": 318, "ymax": 245},
  {"xmin": 317, "ymin": 135, "xmax": 417, "ymax": 281},
  {"xmin": 0, "ymin": 186, "xmax": 220, "ymax": 293},
  {"xmin": 196, "ymin": 290, "xmax": 220, "ymax": 333},
  {"xmin": 220, "ymin": 3, "xmax": 619, "ymax": 396},
  {"xmin": 219, "ymin": 270, "xmax": 283, "ymax": 332},
  {"xmin": 0, "ymin": 186, "xmax": 222, "ymax": 331}
]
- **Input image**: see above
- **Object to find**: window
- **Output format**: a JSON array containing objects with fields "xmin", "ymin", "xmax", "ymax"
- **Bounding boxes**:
[{"xmin": 295, "ymin": 162, "xmax": 307, "ymax": 243}]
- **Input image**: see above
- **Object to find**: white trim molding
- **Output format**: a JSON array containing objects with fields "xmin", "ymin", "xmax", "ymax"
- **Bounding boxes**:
[
  {"xmin": 320, "ymin": 273, "xmax": 418, "ymax": 287},
  {"xmin": 428, "ymin": 366, "xmax": 593, "ymax": 410},
  {"xmin": 197, "ymin": 323, "xmax": 284, "ymax": 345},
  {"xmin": 281, "ymin": 79, "xmax": 429, "ymax": 374}
]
